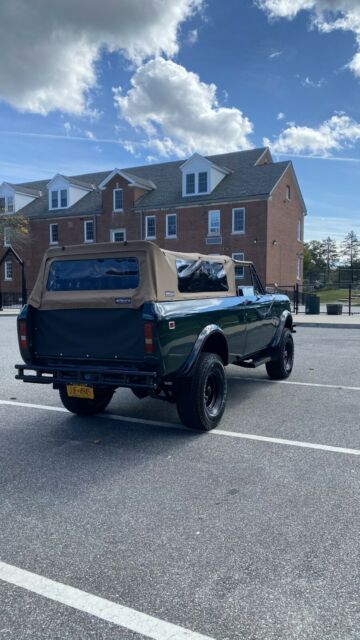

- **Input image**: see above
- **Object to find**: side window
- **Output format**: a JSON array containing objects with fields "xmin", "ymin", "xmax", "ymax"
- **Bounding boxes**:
[
  {"xmin": 232, "ymin": 208, "xmax": 245, "ymax": 234},
  {"xmin": 145, "ymin": 216, "xmax": 156, "ymax": 239},
  {"xmin": 176, "ymin": 259, "xmax": 228, "ymax": 293},
  {"xmin": 113, "ymin": 189, "xmax": 123, "ymax": 211},
  {"xmin": 208, "ymin": 210, "xmax": 220, "ymax": 235},
  {"xmin": 166, "ymin": 214, "xmax": 177, "ymax": 238},
  {"xmin": 49, "ymin": 223, "xmax": 58, "ymax": 245},
  {"xmin": 4, "ymin": 261, "xmax": 13, "ymax": 281},
  {"xmin": 84, "ymin": 220, "xmax": 95, "ymax": 243},
  {"xmin": 111, "ymin": 228, "xmax": 126, "ymax": 242}
]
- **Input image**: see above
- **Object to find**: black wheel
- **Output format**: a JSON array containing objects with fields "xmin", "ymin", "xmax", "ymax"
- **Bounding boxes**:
[
  {"xmin": 266, "ymin": 329, "xmax": 294, "ymax": 380},
  {"xmin": 59, "ymin": 386, "xmax": 114, "ymax": 415},
  {"xmin": 175, "ymin": 352, "xmax": 227, "ymax": 431}
]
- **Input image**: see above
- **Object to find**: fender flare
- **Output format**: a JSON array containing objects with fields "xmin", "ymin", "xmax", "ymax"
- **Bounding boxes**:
[
  {"xmin": 176, "ymin": 324, "xmax": 228, "ymax": 377},
  {"xmin": 271, "ymin": 310, "xmax": 294, "ymax": 348}
]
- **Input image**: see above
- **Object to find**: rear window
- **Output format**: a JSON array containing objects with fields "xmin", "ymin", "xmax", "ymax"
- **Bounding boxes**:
[
  {"xmin": 176, "ymin": 259, "xmax": 228, "ymax": 293},
  {"xmin": 47, "ymin": 258, "xmax": 139, "ymax": 291}
]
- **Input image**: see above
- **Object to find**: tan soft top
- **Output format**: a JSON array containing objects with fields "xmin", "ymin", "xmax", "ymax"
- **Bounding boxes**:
[{"xmin": 29, "ymin": 240, "xmax": 252, "ymax": 310}]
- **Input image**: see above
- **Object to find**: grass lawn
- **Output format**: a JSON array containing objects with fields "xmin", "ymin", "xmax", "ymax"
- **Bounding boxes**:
[{"xmin": 317, "ymin": 288, "xmax": 360, "ymax": 304}]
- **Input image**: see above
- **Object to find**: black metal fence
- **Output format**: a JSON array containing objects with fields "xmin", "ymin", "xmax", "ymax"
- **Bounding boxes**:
[
  {"xmin": 266, "ymin": 283, "xmax": 360, "ymax": 315},
  {"xmin": 0, "ymin": 291, "xmax": 24, "ymax": 309}
]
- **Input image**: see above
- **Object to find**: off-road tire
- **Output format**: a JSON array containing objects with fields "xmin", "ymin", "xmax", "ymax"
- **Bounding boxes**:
[
  {"xmin": 59, "ymin": 386, "xmax": 114, "ymax": 415},
  {"xmin": 266, "ymin": 328, "xmax": 294, "ymax": 380},
  {"xmin": 175, "ymin": 352, "xmax": 227, "ymax": 431}
]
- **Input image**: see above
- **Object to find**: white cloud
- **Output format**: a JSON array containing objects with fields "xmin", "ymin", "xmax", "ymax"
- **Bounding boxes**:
[
  {"xmin": 114, "ymin": 57, "xmax": 253, "ymax": 157},
  {"xmin": 0, "ymin": 0, "xmax": 202, "ymax": 115},
  {"xmin": 84, "ymin": 130, "xmax": 96, "ymax": 140},
  {"xmin": 264, "ymin": 113, "xmax": 360, "ymax": 155},
  {"xmin": 256, "ymin": 0, "xmax": 360, "ymax": 77},
  {"xmin": 269, "ymin": 50, "xmax": 283, "ymax": 58},
  {"xmin": 301, "ymin": 75, "xmax": 327, "ymax": 87},
  {"xmin": 187, "ymin": 29, "xmax": 199, "ymax": 44},
  {"xmin": 63, "ymin": 122, "xmax": 72, "ymax": 136},
  {"xmin": 277, "ymin": 112, "xmax": 286, "ymax": 120}
]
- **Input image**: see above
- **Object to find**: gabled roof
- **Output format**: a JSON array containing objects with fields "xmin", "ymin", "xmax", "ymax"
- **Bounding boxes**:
[
  {"xmin": 98, "ymin": 169, "xmax": 155, "ymax": 191},
  {"xmin": 1, "ymin": 182, "xmax": 40, "ymax": 197},
  {"xmin": 179, "ymin": 152, "xmax": 232, "ymax": 176},
  {"xmin": 46, "ymin": 174, "xmax": 93, "ymax": 191}
]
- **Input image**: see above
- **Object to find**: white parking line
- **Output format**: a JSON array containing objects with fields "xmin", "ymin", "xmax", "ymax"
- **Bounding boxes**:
[
  {"xmin": 1, "ymin": 398, "xmax": 360, "ymax": 456},
  {"xmin": 0, "ymin": 560, "xmax": 215, "ymax": 640},
  {"xmin": 229, "ymin": 377, "xmax": 360, "ymax": 392}
]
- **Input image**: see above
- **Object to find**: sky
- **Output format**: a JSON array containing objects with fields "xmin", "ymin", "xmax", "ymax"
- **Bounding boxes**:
[{"xmin": 0, "ymin": 0, "xmax": 360, "ymax": 243}]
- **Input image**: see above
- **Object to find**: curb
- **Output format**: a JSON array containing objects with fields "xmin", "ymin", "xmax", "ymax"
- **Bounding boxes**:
[{"xmin": 295, "ymin": 321, "xmax": 360, "ymax": 329}]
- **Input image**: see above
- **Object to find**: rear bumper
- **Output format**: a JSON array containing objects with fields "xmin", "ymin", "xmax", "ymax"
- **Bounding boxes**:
[{"xmin": 15, "ymin": 363, "xmax": 158, "ymax": 390}]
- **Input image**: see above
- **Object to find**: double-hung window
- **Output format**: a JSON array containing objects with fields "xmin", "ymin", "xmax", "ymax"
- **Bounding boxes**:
[
  {"xmin": 111, "ymin": 228, "xmax": 126, "ymax": 242},
  {"xmin": 4, "ymin": 227, "xmax": 11, "ymax": 246},
  {"xmin": 84, "ymin": 220, "xmax": 95, "ymax": 243},
  {"xmin": 198, "ymin": 172, "xmax": 208, "ymax": 193},
  {"xmin": 51, "ymin": 190, "xmax": 59, "ymax": 209},
  {"xmin": 7, "ymin": 196, "xmax": 14, "ymax": 213},
  {"xmin": 233, "ymin": 252, "xmax": 245, "ymax": 279},
  {"xmin": 60, "ymin": 189, "xmax": 68, "ymax": 208},
  {"xmin": 4, "ymin": 261, "xmax": 13, "ymax": 281},
  {"xmin": 145, "ymin": 216, "xmax": 156, "ymax": 239},
  {"xmin": 232, "ymin": 208, "xmax": 245, "ymax": 234},
  {"xmin": 186, "ymin": 173, "xmax": 195, "ymax": 195},
  {"xmin": 49, "ymin": 223, "xmax": 58, "ymax": 245},
  {"xmin": 208, "ymin": 210, "xmax": 220, "ymax": 235},
  {"xmin": 113, "ymin": 189, "xmax": 123, "ymax": 211},
  {"xmin": 166, "ymin": 213, "xmax": 177, "ymax": 238}
]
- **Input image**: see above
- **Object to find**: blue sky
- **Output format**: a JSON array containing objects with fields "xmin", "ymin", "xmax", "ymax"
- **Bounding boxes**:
[{"xmin": 1, "ymin": 0, "xmax": 360, "ymax": 242}]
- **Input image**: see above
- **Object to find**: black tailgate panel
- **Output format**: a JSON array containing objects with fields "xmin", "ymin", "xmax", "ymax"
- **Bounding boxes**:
[{"xmin": 33, "ymin": 308, "xmax": 144, "ymax": 360}]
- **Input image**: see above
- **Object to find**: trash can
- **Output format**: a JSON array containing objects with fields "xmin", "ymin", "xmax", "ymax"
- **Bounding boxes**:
[
  {"xmin": 326, "ymin": 303, "xmax": 343, "ymax": 315},
  {"xmin": 305, "ymin": 294, "xmax": 320, "ymax": 314}
]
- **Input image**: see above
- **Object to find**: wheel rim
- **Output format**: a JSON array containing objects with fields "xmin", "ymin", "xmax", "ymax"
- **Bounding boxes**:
[
  {"xmin": 283, "ymin": 337, "xmax": 294, "ymax": 373},
  {"xmin": 204, "ymin": 369, "xmax": 222, "ymax": 416}
]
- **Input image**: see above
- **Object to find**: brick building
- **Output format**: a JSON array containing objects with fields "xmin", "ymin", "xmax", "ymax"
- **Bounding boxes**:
[{"xmin": 0, "ymin": 147, "xmax": 306, "ymax": 298}]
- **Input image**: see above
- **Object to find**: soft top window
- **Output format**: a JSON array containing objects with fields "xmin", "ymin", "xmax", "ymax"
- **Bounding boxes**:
[
  {"xmin": 176, "ymin": 259, "xmax": 228, "ymax": 293},
  {"xmin": 47, "ymin": 257, "xmax": 139, "ymax": 291}
]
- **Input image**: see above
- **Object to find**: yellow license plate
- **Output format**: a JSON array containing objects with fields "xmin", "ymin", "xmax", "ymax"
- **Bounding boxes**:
[{"xmin": 66, "ymin": 384, "xmax": 94, "ymax": 400}]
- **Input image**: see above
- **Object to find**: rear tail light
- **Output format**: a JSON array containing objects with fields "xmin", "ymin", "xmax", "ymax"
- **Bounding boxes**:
[
  {"xmin": 19, "ymin": 320, "xmax": 28, "ymax": 349},
  {"xmin": 144, "ymin": 322, "xmax": 154, "ymax": 354}
]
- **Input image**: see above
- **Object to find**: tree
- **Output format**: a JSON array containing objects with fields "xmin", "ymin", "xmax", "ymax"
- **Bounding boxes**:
[
  {"xmin": 0, "ymin": 212, "xmax": 29, "ymax": 247},
  {"xmin": 341, "ymin": 230, "xmax": 360, "ymax": 268},
  {"xmin": 320, "ymin": 236, "xmax": 338, "ymax": 278}
]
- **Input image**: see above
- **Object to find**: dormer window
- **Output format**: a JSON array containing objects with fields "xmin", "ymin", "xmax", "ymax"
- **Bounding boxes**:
[
  {"xmin": 50, "ymin": 188, "xmax": 68, "ymax": 210},
  {"xmin": 198, "ymin": 172, "xmax": 208, "ymax": 193},
  {"xmin": 7, "ymin": 196, "xmax": 14, "ymax": 213},
  {"xmin": 186, "ymin": 173, "xmax": 195, "ymax": 195}
]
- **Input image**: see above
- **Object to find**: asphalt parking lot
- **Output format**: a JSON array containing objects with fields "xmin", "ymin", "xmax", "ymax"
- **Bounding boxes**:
[{"xmin": 0, "ymin": 316, "xmax": 359, "ymax": 640}]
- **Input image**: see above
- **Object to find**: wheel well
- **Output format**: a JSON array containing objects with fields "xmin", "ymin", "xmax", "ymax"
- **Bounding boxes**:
[
  {"xmin": 201, "ymin": 332, "xmax": 228, "ymax": 365},
  {"xmin": 285, "ymin": 315, "xmax": 293, "ymax": 331}
]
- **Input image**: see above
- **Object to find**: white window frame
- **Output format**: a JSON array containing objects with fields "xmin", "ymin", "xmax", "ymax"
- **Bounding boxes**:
[
  {"xmin": 49, "ymin": 223, "xmax": 58, "ymax": 245},
  {"xmin": 286, "ymin": 185, "xmax": 291, "ymax": 201},
  {"xmin": 198, "ymin": 171, "xmax": 208, "ymax": 194},
  {"xmin": 297, "ymin": 256, "xmax": 302, "ymax": 280},
  {"xmin": 166, "ymin": 213, "xmax": 177, "ymax": 239},
  {"xmin": 113, "ymin": 188, "xmax": 123, "ymax": 212},
  {"xmin": 145, "ymin": 216, "xmax": 156, "ymax": 240},
  {"xmin": 297, "ymin": 218, "xmax": 302, "ymax": 242},
  {"xmin": 185, "ymin": 173, "xmax": 195, "ymax": 195},
  {"xmin": 50, "ymin": 188, "xmax": 68, "ymax": 210},
  {"xmin": 84, "ymin": 220, "xmax": 95, "ymax": 243},
  {"xmin": 232, "ymin": 207, "xmax": 245, "ymax": 234},
  {"xmin": 232, "ymin": 252, "xmax": 245, "ymax": 279},
  {"xmin": 4, "ymin": 261, "xmax": 13, "ymax": 281},
  {"xmin": 4, "ymin": 227, "xmax": 11, "ymax": 247},
  {"xmin": 208, "ymin": 210, "xmax": 220, "ymax": 236},
  {"xmin": 7, "ymin": 196, "xmax": 14, "ymax": 213},
  {"xmin": 111, "ymin": 228, "xmax": 126, "ymax": 242}
]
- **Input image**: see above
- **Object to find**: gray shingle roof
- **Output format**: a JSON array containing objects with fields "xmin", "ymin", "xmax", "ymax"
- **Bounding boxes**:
[{"xmin": 11, "ymin": 148, "xmax": 297, "ymax": 219}]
